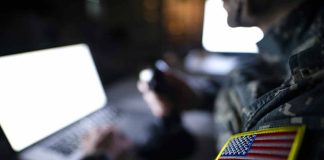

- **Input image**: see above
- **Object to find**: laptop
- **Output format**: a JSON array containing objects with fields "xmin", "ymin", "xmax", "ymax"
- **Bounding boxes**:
[{"xmin": 0, "ymin": 44, "xmax": 117, "ymax": 160}]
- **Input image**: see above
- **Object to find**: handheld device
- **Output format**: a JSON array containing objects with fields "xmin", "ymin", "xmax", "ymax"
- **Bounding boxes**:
[{"xmin": 139, "ymin": 60, "xmax": 177, "ymax": 101}]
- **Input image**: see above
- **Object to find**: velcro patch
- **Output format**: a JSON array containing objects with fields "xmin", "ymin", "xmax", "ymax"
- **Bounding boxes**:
[{"xmin": 215, "ymin": 126, "xmax": 305, "ymax": 160}]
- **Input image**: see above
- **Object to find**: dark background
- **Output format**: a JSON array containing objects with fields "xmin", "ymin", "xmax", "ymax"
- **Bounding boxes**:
[
  {"xmin": 0, "ymin": 0, "xmax": 207, "ymax": 159},
  {"xmin": 0, "ymin": 0, "xmax": 205, "ymax": 85}
]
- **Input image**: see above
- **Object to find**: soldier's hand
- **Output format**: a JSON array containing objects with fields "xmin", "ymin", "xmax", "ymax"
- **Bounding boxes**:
[
  {"xmin": 82, "ymin": 126, "xmax": 133, "ymax": 159},
  {"xmin": 137, "ymin": 71, "xmax": 200, "ymax": 117}
]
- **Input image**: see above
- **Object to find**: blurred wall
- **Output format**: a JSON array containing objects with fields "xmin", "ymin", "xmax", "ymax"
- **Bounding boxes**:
[{"xmin": 0, "ymin": 0, "xmax": 205, "ymax": 85}]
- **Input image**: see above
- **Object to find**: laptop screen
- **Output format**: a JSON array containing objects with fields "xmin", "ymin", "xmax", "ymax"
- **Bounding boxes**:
[{"xmin": 0, "ymin": 44, "xmax": 107, "ymax": 151}]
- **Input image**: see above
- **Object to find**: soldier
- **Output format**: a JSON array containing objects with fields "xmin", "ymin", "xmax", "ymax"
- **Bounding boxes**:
[
  {"xmin": 83, "ymin": 0, "xmax": 324, "ymax": 159},
  {"xmin": 213, "ymin": 0, "xmax": 324, "ymax": 159}
]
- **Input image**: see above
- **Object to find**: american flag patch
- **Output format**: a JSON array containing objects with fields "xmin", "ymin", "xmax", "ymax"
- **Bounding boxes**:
[{"xmin": 215, "ymin": 126, "xmax": 305, "ymax": 160}]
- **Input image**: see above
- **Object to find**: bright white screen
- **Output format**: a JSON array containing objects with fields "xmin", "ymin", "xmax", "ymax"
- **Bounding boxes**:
[
  {"xmin": 202, "ymin": 0, "xmax": 264, "ymax": 53},
  {"xmin": 0, "ymin": 44, "xmax": 107, "ymax": 151}
]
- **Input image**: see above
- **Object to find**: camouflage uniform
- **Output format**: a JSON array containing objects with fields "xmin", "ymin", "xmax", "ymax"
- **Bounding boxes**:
[
  {"xmin": 83, "ymin": 1, "xmax": 324, "ymax": 160},
  {"xmin": 215, "ymin": 1, "xmax": 324, "ymax": 159}
]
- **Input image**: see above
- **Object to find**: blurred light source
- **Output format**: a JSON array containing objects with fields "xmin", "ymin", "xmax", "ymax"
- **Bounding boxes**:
[
  {"xmin": 202, "ymin": 0, "xmax": 264, "ymax": 53},
  {"xmin": 140, "ymin": 68, "xmax": 154, "ymax": 83},
  {"xmin": 184, "ymin": 50, "xmax": 237, "ymax": 75},
  {"xmin": 86, "ymin": 0, "xmax": 102, "ymax": 19},
  {"xmin": 163, "ymin": 0, "xmax": 204, "ymax": 42}
]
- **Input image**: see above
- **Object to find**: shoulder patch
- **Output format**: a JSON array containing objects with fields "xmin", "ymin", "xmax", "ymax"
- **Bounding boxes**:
[{"xmin": 215, "ymin": 126, "xmax": 305, "ymax": 160}]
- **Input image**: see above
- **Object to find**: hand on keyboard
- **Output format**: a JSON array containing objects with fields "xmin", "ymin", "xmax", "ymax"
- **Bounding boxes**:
[{"xmin": 81, "ymin": 125, "xmax": 134, "ymax": 159}]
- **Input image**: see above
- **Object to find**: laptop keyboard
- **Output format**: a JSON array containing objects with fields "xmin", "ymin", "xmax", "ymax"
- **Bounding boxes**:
[{"xmin": 44, "ymin": 107, "xmax": 118, "ymax": 156}]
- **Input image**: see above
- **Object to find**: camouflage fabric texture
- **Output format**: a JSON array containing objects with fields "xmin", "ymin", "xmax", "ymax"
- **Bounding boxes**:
[{"xmin": 214, "ymin": 1, "xmax": 324, "ymax": 159}]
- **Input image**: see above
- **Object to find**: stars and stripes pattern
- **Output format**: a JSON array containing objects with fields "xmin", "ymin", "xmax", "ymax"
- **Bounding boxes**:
[{"xmin": 217, "ymin": 131, "xmax": 297, "ymax": 160}]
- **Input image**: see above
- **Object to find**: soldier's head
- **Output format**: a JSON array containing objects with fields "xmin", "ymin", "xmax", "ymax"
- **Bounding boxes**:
[{"xmin": 223, "ymin": 0, "xmax": 305, "ymax": 31}]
